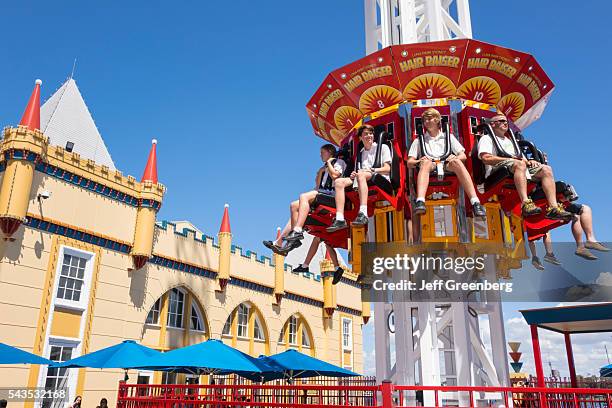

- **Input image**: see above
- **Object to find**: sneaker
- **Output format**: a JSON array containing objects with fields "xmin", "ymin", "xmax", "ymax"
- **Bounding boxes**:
[
  {"xmin": 284, "ymin": 230, "xmax": 304, "ymax": 242},
  {"xmin": 332, "ymin": 266, "xmax": 344, "ymax": 285},
  {"xmin": 521, "ymin": 199, "xmax": 542, "ymax": 217},
  {"xmin": 575, "ymin": 246, "xmax": 597, "ymax": 260},
  {"xmin": 546, "ymin": 204, "xmax": 573, "ymax": 221},
  {"xmin": 263, "ymin": 240, "xmax": 278, "ymax": 251},
  {"xmin": 472, "ymin": 202, "xmax": 486, "ymax": 218},
  {"xmin": 531, "ymin": 256, "xmax": 545, "ymax": 271},
  {"xmin": 293, "ymin": 264, "xmax": 309, "ymax": 273},
  {"xmin": 585, "ymin": 241, "xmax": 610, "ymax": 252},
  {"xmin": 413, "ymin": 200, "xmax": 426, "ymax": 215},
  {"xmin": 352, "ymin": 212, "xmax": 368, "ymax": 226},
  {"xmin": 271, "ymin": 240, "xmax": 302, "ymax": 256},
  {"xmin": 543, "ymin": 253, "xmax": 562, "ymax": 266},
  {"xmin": 326, "ymin": 218, "xmax": 348, "ymax": 232}
]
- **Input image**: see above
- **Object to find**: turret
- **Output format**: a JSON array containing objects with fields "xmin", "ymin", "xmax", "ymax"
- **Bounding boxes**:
[
  {"xmin": 273, "ymin": 227, "xmax": 284, "ymax": 304},
  {"xmin": 320, "ymin": 249, "xmax": 336, "ymax": 317},
  {"xmin": 217, "ymin": 204, "xmax": 231, "ymax": 291},
  {"xmin": 131, "ymin": 139, "xmax": 163, "ymax": 269},
  {"xmin": 0, "ymin": 80, "xmax": 45, "ymax": 240}
]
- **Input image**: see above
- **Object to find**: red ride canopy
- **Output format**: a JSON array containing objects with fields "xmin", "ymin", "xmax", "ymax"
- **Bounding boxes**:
[{"xmin": 307, "ymin": 39, "xmax": 554, "ymax": 145}]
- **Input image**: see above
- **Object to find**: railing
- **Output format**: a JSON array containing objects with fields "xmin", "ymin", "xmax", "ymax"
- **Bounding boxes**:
[
  {"xmin": 117, "ymin": 381, "xmax": 612, "ymax": 408},
  {"xmin": 512, "ymin": 376, "xmax": 612, "ymax": 390},
  {"xmin": 209, "ymin": 374, "xmax": 377, "ymax": 387}
]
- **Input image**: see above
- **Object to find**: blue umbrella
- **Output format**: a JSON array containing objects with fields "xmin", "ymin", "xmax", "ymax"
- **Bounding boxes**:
[
  {"xmin": 601, "ymin": 363, "xmax": 612, "ymax": 377},
  {"xmin": 0, "ymin": 342, "xmax": 52, "ymax": 365},
  {"xmin": 55, "ymin": 340, "xmax": 160, "ymax": 369},
  {"xmin": 237, "ymin": 349, "xmax": 360, "ymax": 382},
  {"xmin": 133, "ymin": 339, "xmax": 269, "ymax": 375}
]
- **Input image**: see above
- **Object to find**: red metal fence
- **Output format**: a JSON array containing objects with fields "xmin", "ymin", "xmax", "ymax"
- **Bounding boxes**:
[
  {"xmin": 512, "ymin": 377, "xmax": 612, "ymax": 390},
  {"xmin": 117, "ymin": 381, "xmax": 612, "ymax": 408}
]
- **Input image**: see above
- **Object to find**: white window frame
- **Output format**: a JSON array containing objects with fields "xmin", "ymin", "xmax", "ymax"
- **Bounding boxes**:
[
  {"xmin": 53, "ymin": 246, "xmax": 95, "ymax": 311},
  {"xmin": 342, "ymin": 317, "xmax": 353, "ymax": 351},
  {"xmin": 190, "ymin": 302, "xmax": 206, "ymax": 333},
  {"xmin": 167, "ymin": 288, "xmax": 185, "ymax": 329},
  {"xmin": 146, "ymin": 298, "xmax": 162, "ymax": 326},
  {"xmin": 237, "ymin": 304, "xmax": 249, "ymax": 339},
  {"xmin": 288, "ymin": 316, "xmax": 298, "ymax": 346},
  {"xmin": 301, "ymin": 327, "xmax": 311, "ymax": 349},
  {"xmin": 253, "ymin": 315, "xmax": 264, "ymax": 341},
  {"xmin": 39, "ymin": 337, "xmax": 80, "ymax": 407},
  {"xmin": 222, "ymin": 312, "xmax": 234, "ymax": 337}
]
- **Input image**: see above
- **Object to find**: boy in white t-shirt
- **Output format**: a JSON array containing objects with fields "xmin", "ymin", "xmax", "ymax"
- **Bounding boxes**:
[
  {"xmin": 326, "ymin": 124, "xmax": 392, "ymax": 231},
  {"xmin": 265, "ymin": 144, "xmax": 347, "ymax": 257},
  {"xmin": 407, "ymin": 108, "xmax": 486, "ymax": 217},
  {"xmin": 478, "ymin": 114, "xmax": 571, "ymax": 220}
]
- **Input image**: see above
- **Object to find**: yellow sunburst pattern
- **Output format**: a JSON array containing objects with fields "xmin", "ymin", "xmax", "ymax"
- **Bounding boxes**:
[
  {"xmin": 358, "ymin": 85, "xmax": 402, "ymax": 114},
  {"xmin": 402, "ymin": 73, "xmax": 457, "ymax": 100},
  {"xmin": 456, "ymin": 76, "xmax": 501, "ymax": 104},
  {"xmin": 334, "ymin": 106, "xmax": 362, "ymax": 133},
  {"xmin": 497, "ymin": 92, "xmax": 526, "ymax": 122},
  {"xmin": 330, "ymin": 129, "xmax": 345, "ymax": 145}
]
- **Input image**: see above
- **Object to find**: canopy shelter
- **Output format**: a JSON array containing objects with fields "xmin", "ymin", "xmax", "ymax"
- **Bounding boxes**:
[
  {"xmin": 0, "ymin": 342, "xmax": 52, "ymax": 365},
  {"xmin": 232, "ymin": 349, "xmax": 359, "ymax": 383},
  {"xmin": 131, "ymin": 339, "xmax": 269, "ymax": 375},
  {"xmin": 520, "ymin": 303, "xmax": 612, "ymax": 388},
  {"xmin": 56, "ymin": 340, "xmax": 160, "ymax": 368},
  {"xmin": 601, "ymin": 364, "xmax": 612, "ymax": 378},
  {"xmin": 307, "ymin": 39, "xmax": 554, "ymax": 145}
]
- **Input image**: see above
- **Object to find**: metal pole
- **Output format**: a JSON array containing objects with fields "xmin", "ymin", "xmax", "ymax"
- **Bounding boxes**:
[
  {"xmin": 564, "ymin": 333, "xmax": 577, "ymax": 388},
  {"xmin": 530, "ymin": 325, "xmax": 545, "ymax": 387}
]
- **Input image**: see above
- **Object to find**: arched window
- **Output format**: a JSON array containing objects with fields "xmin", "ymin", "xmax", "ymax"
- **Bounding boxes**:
[
  {"xmin": 144, "ymin": 287, "xmax": 208, "ymax": 335},
  {"xmin": 221, "ymin": 302, "xmax": 269, "ymax": 355},
  {"xmin": 279, "ymin": 314, "xmax": 314, "ymax": 354}
]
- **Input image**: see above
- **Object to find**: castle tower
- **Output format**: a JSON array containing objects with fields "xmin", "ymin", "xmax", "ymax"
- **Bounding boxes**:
[
  {"xmin": 273, "ymin": 227, "xmax": 285, "ymax": 304},
  {"xmin": 217, "ymin": 204, "xmax": 231, "ymax": 290},
  {"xmin": 320, "ymin": 249, "xmax": 336, "ymax": 318},
  {"xmin": 131, "ymin": 139, "xmax": 164, "ymax": 268},
  {"xmin": 0, "ymin": 80, "xmax": 45, "ymax": 239}
]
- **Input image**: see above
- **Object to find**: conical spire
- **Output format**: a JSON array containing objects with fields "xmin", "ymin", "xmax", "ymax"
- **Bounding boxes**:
[
  {"xmin": 19, "ymin": 79, "xmax": 42, "ymax": 131},
  {"xmin": 141, "ymin": 139, "xmax": 158, "ymax": 183},
  {"xmin": 276, "ymin": 227, "xmax": 281, "ymax": 241},
  {"xmin": 219, "ymin": 204, "xmax": 231, "ymax": 233}
]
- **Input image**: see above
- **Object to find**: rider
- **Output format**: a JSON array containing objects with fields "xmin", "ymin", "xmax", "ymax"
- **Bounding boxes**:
[
  {"xmin": 478, "ymin": 114, "xmax": 572, "ymax": 220},
  {"xmin": 407, "ymin": 108, "xmax": 486, "ymax": 217},
  {"xmin": 326, "ymin": 124, "xmax": 392, "ymax": 232},
  {"xmin": 264, "ymin": 143, "xmax": 346, "ymax": 252}
]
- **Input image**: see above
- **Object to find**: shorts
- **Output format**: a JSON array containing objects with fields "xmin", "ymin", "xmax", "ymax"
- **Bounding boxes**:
[
  {"xmin": 493, "ymin": 159, "xmax": 543, "ymax": 177},
  {"xmin": 317, "ymin": 188, "xmax": 335, "ymax": 196},
  {"xmin": 565, "ymin": 202, "xmax": 584, "ymax": 215}
]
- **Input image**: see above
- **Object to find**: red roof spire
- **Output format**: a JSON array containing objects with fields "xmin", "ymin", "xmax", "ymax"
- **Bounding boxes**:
[
  {"xmin": 141, "ymin": 139, "xmax": 158, "ymax": 183},
  {"xmin": 325, "ymin": 248, "xmax": 332, "ymax": 260},
  {"xmin": 275, "ymin": 227, "xmax": 281, "ymax": 240},
  {"xmin": 219, "ymin": 204, "xmax": 231, "ymax": 233},
  {"xmin": 19, "ymin": 79, "xmax": 42, "ymax": 131}
]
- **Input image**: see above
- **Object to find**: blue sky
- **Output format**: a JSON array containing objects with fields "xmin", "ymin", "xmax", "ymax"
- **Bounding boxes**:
[{"xmin": 2, "ymin": 1, "xmax": 611, "ymax": 377}]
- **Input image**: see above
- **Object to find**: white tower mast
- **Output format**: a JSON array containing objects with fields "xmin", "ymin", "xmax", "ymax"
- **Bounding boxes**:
[
  {"xmin": 365, "ymin": 0, "xmax": 511, "ymax": 400},
  {"xmin": 365, "ymin": 0, "xmax": 473, "ymax": 53}
]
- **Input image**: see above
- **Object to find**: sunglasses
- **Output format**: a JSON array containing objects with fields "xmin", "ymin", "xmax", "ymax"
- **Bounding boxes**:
[{"xmin": 492, "ymin": 119, "xmax": 508, "ymax": 124}]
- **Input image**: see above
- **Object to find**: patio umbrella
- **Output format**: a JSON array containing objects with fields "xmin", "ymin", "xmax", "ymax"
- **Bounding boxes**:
[
  {"xmin": 0, "ymin": 342, "xmax": 52, "ymax": 365},
  {"xmin": 601, "ymin": 364, "xmax": 612, "ymax": 377},
  {"xmin": 132, "ymin": 339, "xmax": 269, "ymax": 375},
  {"xmin": 235, "ymin": 349, "xmax": 359, "ymax": 383},
  {"xmin": 55, "ymin": 340, "xmax": 160, "ymax": 369}
]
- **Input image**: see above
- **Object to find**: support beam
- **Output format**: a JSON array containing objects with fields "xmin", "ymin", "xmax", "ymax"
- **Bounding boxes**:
[
  {"xmin": 564, "ymin": 332, "xmax": 577, "ymax": 388},
  {"xmin": 530, "ymin": 325, "xmax": 545, "ymax": 387}
]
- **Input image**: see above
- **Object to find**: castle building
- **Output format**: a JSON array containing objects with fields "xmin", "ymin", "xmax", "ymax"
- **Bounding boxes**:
[{"xmin": 0, "ymin": 79, "xmax": 365, "ymax": 407}]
